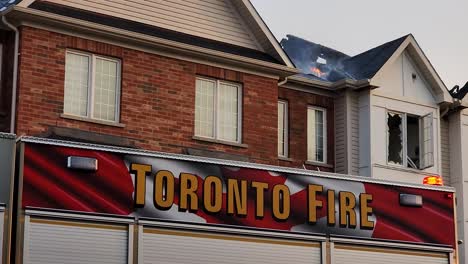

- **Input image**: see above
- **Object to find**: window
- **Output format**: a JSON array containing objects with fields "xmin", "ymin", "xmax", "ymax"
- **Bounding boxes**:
[
  {"xmin": 387, "ymin": 111, "xmax": 434, "ymax": 169},
  {"xmin": 278, "ymin": 100, "xmax": 288, "ymax": 157},
  {"xmin": 195, "ymin": 77, "xmax": 242, "ymax": 143},
  {"xmin": 307, "ymin": 107, "xmax": 327, "ymax": 163},
  {"xmin": 64, "ymin": 51, "xmax": 121, "ymax": 123}
]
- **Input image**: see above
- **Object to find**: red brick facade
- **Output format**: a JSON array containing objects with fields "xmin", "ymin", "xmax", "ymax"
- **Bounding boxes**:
[
  {"xmin": 278, "ymin": 88, "xmax": 335, "ymax": 172},
  {"xmin": 16, "ymin": 26, "xmax": 334, "ymax": 170}
]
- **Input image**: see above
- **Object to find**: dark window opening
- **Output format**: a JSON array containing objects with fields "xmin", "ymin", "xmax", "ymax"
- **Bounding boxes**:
[
  {"xmin": 387, "ymin": 113, "xmax": 403, "ymax": 165},
  {"xmin": 406, "ymin": 115, "xmax": 420, "ymax": 169}
]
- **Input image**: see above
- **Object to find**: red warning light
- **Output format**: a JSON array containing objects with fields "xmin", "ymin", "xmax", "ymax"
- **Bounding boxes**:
[{"xmin": 423, "ymin": 176, "xmax": 443, "ymax": 186}]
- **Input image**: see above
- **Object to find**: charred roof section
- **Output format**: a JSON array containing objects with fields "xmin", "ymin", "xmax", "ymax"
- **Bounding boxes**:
[
  {"xmin": 450, "ymin": 82, "xmax": 468, "ymax": 100},
  {"xmin": 281, "ymin": 35, "xmax": 351, "ymax": 82},
  {"xmin": 282, "ymin": 34, "xmax": 410, "ymax": 83},
  {"xmin": 0, "ymin": 0, "xmax": 18, "ymax": 11}
]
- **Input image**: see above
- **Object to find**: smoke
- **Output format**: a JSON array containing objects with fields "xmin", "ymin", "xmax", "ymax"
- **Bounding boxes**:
[{"xmin": 281, "ymin": 35, "xmax": 354, "ymax": 82}]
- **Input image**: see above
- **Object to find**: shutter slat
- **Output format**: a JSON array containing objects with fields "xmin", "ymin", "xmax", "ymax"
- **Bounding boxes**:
[
  {"xmin": 333, "ymin": 245, "xmax": 449, "ymax": 264},
  {"xmin": 142, "ymin": 228, "xmax": 321, "ymax": 264},
  {"xmin": 26, "ymin": 220, "xmax": 128, "ymax": 264}
]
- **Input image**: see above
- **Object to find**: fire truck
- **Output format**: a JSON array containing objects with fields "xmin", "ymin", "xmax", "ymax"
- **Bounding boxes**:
[{"xmin": 0, "ymin": 134, "xmax": 459, "ymax": 263}]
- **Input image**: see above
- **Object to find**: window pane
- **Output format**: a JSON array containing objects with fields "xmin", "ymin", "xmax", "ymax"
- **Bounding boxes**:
[
  {"xmin": 217, "ymin": 83, "xmax": 239, "ymax": 142},
  {"xmin": 195, "ymin": 79, "xmax": 215, "ymax": 138},
  {"xmin": 93, "ymin": 58, "xmax": 119, "ymax": 122},
  {"xmin": 387, "ymin": 112, "xmax": 403, "ymax": 165},
  {"xmin": 308, "ymin": 108, "xmax": 325, "ymax": 162},
  {"xmin": 64, "ymin": 53, "xmax": 89, "ymax": 117},
  {"xmin": 278, "ymin": 101, "xmax": 287, "ymax": 157}
]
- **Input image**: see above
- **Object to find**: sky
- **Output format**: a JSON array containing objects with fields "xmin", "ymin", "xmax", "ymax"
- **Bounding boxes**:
[{"xmin": 250, "ymin": 0, "xmax": 468, "ymax": 89}]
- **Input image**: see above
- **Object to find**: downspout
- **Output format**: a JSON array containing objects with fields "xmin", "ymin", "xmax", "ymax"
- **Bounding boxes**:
[
  {"xmin": 278, "ymin": 77, "xmax": 288, "ymax": 87},
  {"xmin": 1, "ymin": 16, "xmax": 19, "ymax": 134}
]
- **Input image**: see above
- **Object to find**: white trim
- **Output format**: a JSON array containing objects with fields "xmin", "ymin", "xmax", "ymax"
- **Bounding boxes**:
[
  {"xmin": 17, "ymin": 0, "xmax": 36, "ymax": 8},
  {"xmin": 307, "ymin": 106, "xmax": 328, "ymax": 164},
  {"xmin": 0, "ymin": 204, "xmax": 4, "ymax": 212},
  {"xmin": 330, "ymin": 237, "xmax": 453, "ymax": 253},
  {"xmin": 195, "ymin": 77, "xmax": 243, "ymax": 144},
  {"xmin": 64, "ymin": 50, "xmax": 122, "ymax": 123},
  {"xmin": 370, "ymin": 36, "xmax": 453, "ymax": 104},
  {"xmin": 137, "ymin": 225, "xmax": 144, "ymax": 264},
  {"xmin": 25, "ymin": 208, "xmax": 135, "ymax": 224},
  {"xmin": 330, "ymin": 242, "xmax": 335, "ymax": 264},
  {"xmin": 23, "ymin": 215, "xmax": 31, "ymax": 264},
  {"xmin": 278, "ymin": 100, "xmax": 289, "ymax": 158},
  {"xmin": 321, "ymin": 241, "xmax": 327, "ymax": 264},
  {"xmin": 18, "ymin": 136, "xmax": 456, "ymax": 192},
  {"xmin": 138, "ymin": 219, "xmax": 326, "ymax": 242},
  {"xmin": 127, "ymin": 224, "xmax": 134, "ymax": 264},
  {"xmin": 385, "ymin": 109, "xmax": 435, "ymax": 170},
  {"xmin": 238, "ymin": 0, "xmax": 294, "ymax": 68}
]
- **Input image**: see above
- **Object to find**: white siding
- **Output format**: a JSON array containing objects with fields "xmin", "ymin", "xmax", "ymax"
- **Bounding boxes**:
[
  {"xmin": 25, "ymin": 218, "xmax": 128, "ymax": 264},
  {"xmin": 46, "ymin": 0, "xmax": 261, "ymax": 50},
  {"xmin": 349, "ymin": 91, "xmax": 360, "ymax": 175},
  {"xmin": 334, "ymin": 91, "xmax": 347, "ymax": 174},
  {"xmin": 142, "ymin": 228, "xmax": 321, "ymax": 264},
  {"xmin": 440, "ymin": 118, "xmax": 450, "ymax": 185},
  {"xmin": 333, "ymin": 244, "xmax": 449, "ymax": 264},
  {"xmin": 372, "ymin": 52, "xmax": 435, "ymax": 105}
]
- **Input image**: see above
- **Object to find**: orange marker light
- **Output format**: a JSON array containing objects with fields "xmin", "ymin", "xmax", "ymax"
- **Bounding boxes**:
[{"xmin": 423, "ymin": 176, "xmax": 443, "ymax": 186}]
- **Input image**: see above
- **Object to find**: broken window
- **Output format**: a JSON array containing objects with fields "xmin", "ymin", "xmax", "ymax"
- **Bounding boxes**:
[
  {"xmin": 387, "ymin": 112, "xmax": 403, "ymax": 165},
  {"xmin": 387, "ymin": 111, "xmax": 434, "ymax": 169}
]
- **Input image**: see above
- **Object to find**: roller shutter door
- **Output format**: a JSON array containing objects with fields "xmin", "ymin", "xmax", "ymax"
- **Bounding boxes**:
[
  {"xmin": 24, "ymin": 218, "xmax": 129, "ymax": 264},
  {"xmin": 333, "ymin": 244, "xmax": 449, "ymax": 264},
  {"xmin": 141, "ymin": 227, "xmax": 322, "ymax": 264}
]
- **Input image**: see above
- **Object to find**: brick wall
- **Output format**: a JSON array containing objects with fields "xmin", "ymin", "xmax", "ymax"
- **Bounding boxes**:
[
  {"xmin": 16, "ymin": 26, "xmax": 334, "ymax": 170},
  {"xmin": 278, "ymin": 87, "xmax": 335, "ymax": 172}
]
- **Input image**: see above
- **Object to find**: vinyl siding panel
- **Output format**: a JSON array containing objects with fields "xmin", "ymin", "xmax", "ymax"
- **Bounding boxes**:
[
  {"xmin": 142, "ymin": 228, "xmax": 322, "ymax": 264},
  {"xmin": 440, "ymin": 118, "xmax": 450, "ymax": 185},
  {"xmin": 45, "ymin": 0, "xmax": 260, "ymax": 50},
  {"xmin": 335, "ymin": 91, "xmax": 347, "ymax": 174},
  {"xmin": 25, "ymin": 219, "xmax": 128, "ymax": 264},
  {"xmin": 349, "ymin": 91, "xmax": 360, "ymax": 175},
  {"xmin": 333, "ymin": 245, "xmax": 449, "ymax": 264}
]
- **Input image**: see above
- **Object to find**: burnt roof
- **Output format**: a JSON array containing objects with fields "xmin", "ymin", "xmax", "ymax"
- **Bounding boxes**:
[
  {"xmin": 29, "ymin": 1, "xmax": 284, "ymax": 65},
  {"xmin": 282, "ymin": 34, "xmax": 410, "ymax": 82},
  {"xmin": 0, "ymin": 0, "xmax": 18, "ymax": 11}
]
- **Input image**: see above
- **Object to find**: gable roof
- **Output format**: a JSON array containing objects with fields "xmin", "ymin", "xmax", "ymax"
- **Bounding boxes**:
[
  {"xmin": 282, "ymin": 34, "xmax": 453, "ymax": 103},
  {"xmin": 341, "ymin": 35, "xmax": 408, "ymax": 80},
  {"xmin": 4, "ymin": 0, "xmax": 294, "ymax": 69}
]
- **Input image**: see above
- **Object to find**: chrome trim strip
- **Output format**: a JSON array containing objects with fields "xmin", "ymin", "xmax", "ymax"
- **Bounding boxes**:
[
  {"xmin": 138, "ymin": 219, "xmax": 326, "ymax": 242},
  {"xmin": 330, "ymin": 236, "xmax": 453, "ymax": 252},
  {"xmin": 25, "ymin": 208, "xmax": 135, "ymax": 224},
  {"xmin": 0, "ymin": 203, "xmax": 5, "ymax": 212},
  {"xmin": 0, "ymin": 133, "xmax": 15, "ymax": 140},
  {"xmin": 18, "ymin": 136, "xmax": 455, "ymax": 192}
]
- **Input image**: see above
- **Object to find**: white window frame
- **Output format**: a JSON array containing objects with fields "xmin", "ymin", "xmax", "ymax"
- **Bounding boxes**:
[
  {"xmin": 307, "ymin": 106, "xmax": 327, "ymax": 164},
  {"xmin": 278, "ymin": 100, "xmax": 289, "ymax": 158},
  {"xmin": 195, "ymin": 77, "xmax": 242, "ymax": 144},
  {"xmin": 64, "ymin": 50, "xmax": 122, "ymax": 123},
  {"xmin": 385, "ymin": 110, "xmax": 434, "ymax": 170}
]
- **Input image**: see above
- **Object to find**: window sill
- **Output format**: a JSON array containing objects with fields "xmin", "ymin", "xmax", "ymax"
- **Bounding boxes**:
[
  {"xmin": 192, "ymin": 136, "xmax": 248, "ymax": 148},
  {"xmin": 305, "ymin": 161, "xmax": 334, "ymax": 168},
  {"xmin": 373, "ymin": 163, "xmax": 437, "ymax": 176},
  {"xmin": 278, "ymin": 157, "xmax": 293, "ymax": 162},
  {"xmin": 60, "ymin": 114, "xmax": 126, "ymax": 128}
]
